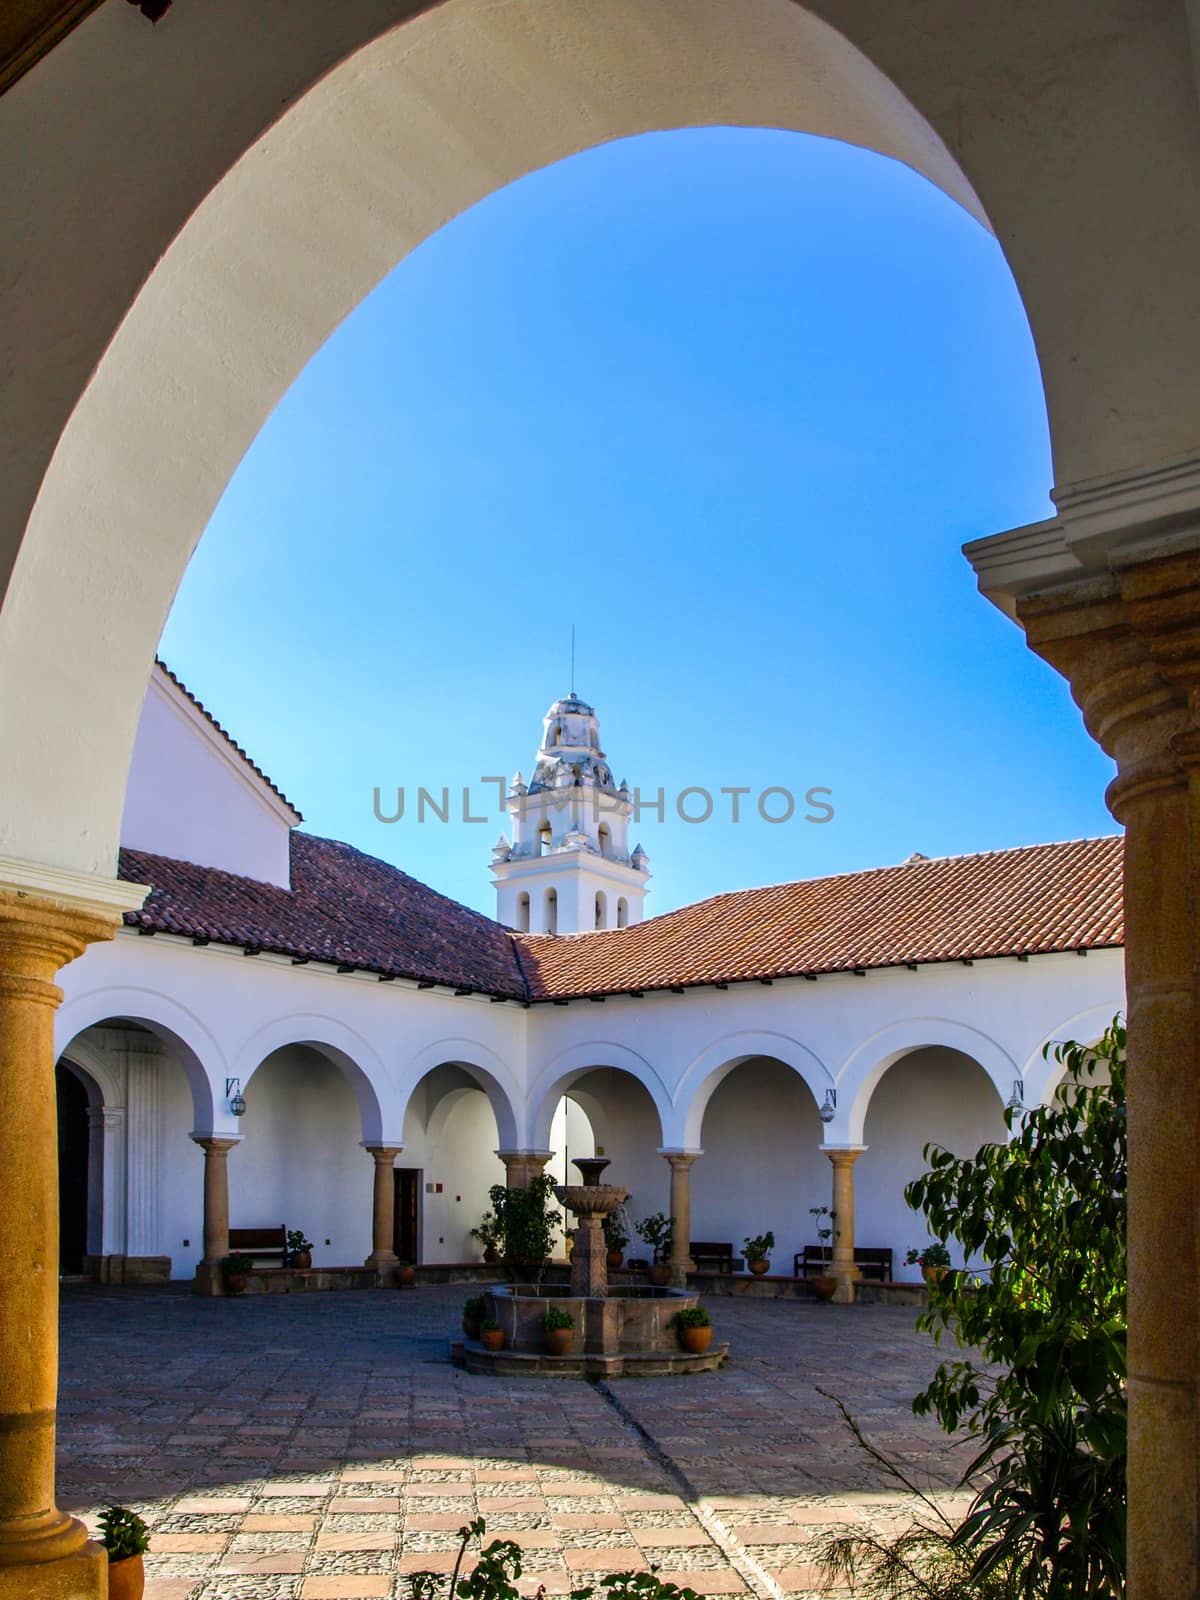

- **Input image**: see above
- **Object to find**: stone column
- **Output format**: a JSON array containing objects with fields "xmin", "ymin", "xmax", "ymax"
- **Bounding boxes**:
[
  {"xmin": 660, "ymin": 1150, "xmax": 699, "ymax": 1285},
  {"xmin": 364, "ymin": 1145, "xmax": 401, "ymax": 1273},
  {"xmin": 821, "ymin": 1147, "xmax": 865, "ymax": 1304},
  {"xmin": 496, "ymin": 1150, "xmax": 551, "ymax": 1190},
  {"xmin": 0, "ymin": 879, "xmax": 130, "ymax": 1598},
  {"xmin": 191, "ymin": 1135, "xmax": 239, "ymax": 1295},
  {"xmin": 1015, "ymin": 545, "xmax": 1200, "ymax": 1598}
]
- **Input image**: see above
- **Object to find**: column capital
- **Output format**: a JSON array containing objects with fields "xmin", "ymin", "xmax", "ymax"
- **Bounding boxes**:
[
  {"xmin": 820, "ymin": 1145, "xmax": 866, "ymax": 1163},
  {"xmin": 658, "ymin": 1148, "xmax": 702, "ymax": 1167},
  {"xmin": 495, "ymin": 1149, "xmax": 552, "ymax": 1164},
  {"xmin": 190, "ymin": 1134, "xmax": 240, "ymax": 1155},
  {"xmin": 362, "ymin": 1143, "xmax": 402, "ymax": 1161}
]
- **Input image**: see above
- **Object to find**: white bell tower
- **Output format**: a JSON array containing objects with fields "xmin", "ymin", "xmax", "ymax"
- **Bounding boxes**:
[{"xmin": 491, "ymin": 694, "xmax": 650, "ymax": 934}]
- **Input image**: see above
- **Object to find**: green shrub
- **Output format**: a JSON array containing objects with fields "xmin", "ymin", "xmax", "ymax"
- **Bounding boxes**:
[
  {"xmin": 634, "ymin": 1212, "xmax": 674, "ymax": 1263},
  {"xmin": 743, "ymin": 1231, "xmax": 775, "ymax": 1259},
  {"xmin": 480, "ymin": 1318, "xmax": 501, "ymax": 1333},
  {"xmin": 98, "ymin": 1505, "xmax": 150, "ymax": 1561},
  {"xmin": 286, "ymin": 1229, "xmax": 313, "ymax": 1254},
  {"xmin": 672, "ymin": 1306, "xmax": 711, "ymax": 1329},
  {"xmin": 463, "ymin": 1295, "xmax": 485, "ymax": 1319},
  {"xmin": 407, "ymin": 1517, "xmax": 699, "ymax": 1600},
  {"xmin": 905, "ymin": 1241, "xmax": 952, "ymax": 1269},
  {"xmin": 486, "ymin": 1175, "xmax": 560, "ymax": 1270},
  {"xmin": 222, "ymin": 1253, "xmax": 254, "ymax": 1276},
  {"xmin": 542, "ymin": 1304, "xmax": 574, "ymax": 1330}
]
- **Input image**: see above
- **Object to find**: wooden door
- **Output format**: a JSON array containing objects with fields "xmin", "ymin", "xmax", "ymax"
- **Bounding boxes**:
[{"xmin": 393, "ymin": 1168, "xmax": 420, "ymax": 1264}]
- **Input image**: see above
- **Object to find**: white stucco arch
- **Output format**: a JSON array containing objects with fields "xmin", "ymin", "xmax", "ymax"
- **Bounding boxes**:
[
  {"xmin": 1022, "ymin": 1003, "xmax": 1122, "ymax": 1107},
  {"xmin": 840, "ymin": 1017, "xmax": 1015, "ymax": 1144},
  {"xmin": 56, "ymin": 1033, "xmax": 124, "ymax": 1112},
  {"xmin": 527, "ymin": 1041, "xmax": 670, "ymax": 1151},
  {"xmin": 675, "ymin": 1030, "xmax": 833, "ymax": 1149},
  {"xmin": 55, "ymin": 984, "xmax": 222, "ymax": 1132},
  {"xmin": 235, "ymin": 1014, "xmax": 390, "ymax": 1145},
  {"xmin": 0, "ymin": 0, "xmax": 1048, "ymax": 885},
  {"xmin": 398, "ymin": 1037, "xmax": 520, "ymax": 1150}
]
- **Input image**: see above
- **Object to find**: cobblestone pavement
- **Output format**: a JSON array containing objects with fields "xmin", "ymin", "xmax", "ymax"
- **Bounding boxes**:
[{"xmin": 58, "ymin": 1284, "xmax": 972, "ymax": 1600}]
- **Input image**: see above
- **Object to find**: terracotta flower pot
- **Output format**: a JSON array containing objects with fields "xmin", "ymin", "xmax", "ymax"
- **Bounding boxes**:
[
  {"xmin": 397, "ymin": 1265, "xmax": 416, "ymax": 1288},
  {"xmin": 812, "ymin": 1274, "xmax": 838, "ymax": 1302},
  {"xmin": 647, "ymin": 1263, "xmax": 672, "ymax": 1287},
  {"xmin": 922, "ymin": 1265, "xmax": 947, "ymax": 1287},
  {"xmin": 225, "ymin": 1274, "xmax": 247, "ymax": 1296},
  {"xmin": 678, "ymin": 1325, "xmax": 712, "ymax": 1354},
  {"xmin": 545, "ymin": 1327, "xmax": 573, "ymax": 1356},
  {"xmin": 291, "ymin": 1250, "xmax": 312, "ymax": 1270},
  {"xmin": 747, "ymin": 1259, "xmax": 770, "ymax": 1276},
  {"xmin": 607, "ymin": 1249, "xmax": 624, "ymax": 1270},
  {"xmin": 463, "ymin": 1316, "xmax": 481, "ymax": 1341},
  {"xmin": 481, "ymin": 1327, "xmax": 505, "ymax": 1351},
  {"xmin": 483, "ymin": 1245, "xmax": 499, "ymax": 1264},
  {"xmin": 107, "ymin": 1553, "xmax": 145, "ymax": 1600}
]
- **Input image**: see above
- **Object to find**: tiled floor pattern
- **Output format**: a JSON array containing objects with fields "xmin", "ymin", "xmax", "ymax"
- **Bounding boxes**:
[{"xmin": 58, "ymin": 1284, "xmax": 970, "ymax": 1599}]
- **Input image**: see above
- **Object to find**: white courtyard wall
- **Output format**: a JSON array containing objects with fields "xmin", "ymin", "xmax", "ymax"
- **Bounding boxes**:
[{"xmin": 120, "ymin": 670, "xmax": 297, "ymax": 888}]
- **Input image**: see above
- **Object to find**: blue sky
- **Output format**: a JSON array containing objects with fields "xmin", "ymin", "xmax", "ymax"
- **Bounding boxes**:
[{"xmin": 160, "ymin": 127, "xmax": 1116, "ymax": 917}]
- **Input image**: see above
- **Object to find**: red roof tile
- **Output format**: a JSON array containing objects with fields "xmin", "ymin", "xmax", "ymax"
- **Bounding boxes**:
[
  {"xmin": 119, "ymin": 833, "xmax": 1124, "ymax": 1002},
  {"xmin": 515, "ymin": 836, "xmax": 1124, "ymax": 997}
]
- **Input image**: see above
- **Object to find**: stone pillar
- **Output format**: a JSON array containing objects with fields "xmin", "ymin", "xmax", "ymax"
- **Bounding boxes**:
[
  {"xmin": 569, "ymin": 1211, "xmax": 608, "ymax": 1298},
  {"xmin": 661, "ymin": 1150, "xmax": 699, "ymax": 1285},
  {"xmin": 821, "ymin": 1147, "xmax": 865, "ymax": 1304},
  {"xmin": 364, "ymin": 1145, "xmax": 401, "ymax": 1273},
  {"xmin": 1015, "ymin": 545, "xmax": 1200, "ymax": 1598},
  {"xmin": 496, "ymin": 1150, "xmax": 551, "ymax": 1190},
  {"xmin": 191, "ymin": 1135, "xmax": 239, "ymax": 1295},
  {"xmin": 0, "ymin": 879, "xmax": 130, "ymax": 1598},
  {"xmin": 96, "ymin": 1107, "xmax": 127, "ymax": 1259}
]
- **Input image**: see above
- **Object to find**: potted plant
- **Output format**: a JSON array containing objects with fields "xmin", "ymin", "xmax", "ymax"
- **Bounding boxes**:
[
  {"xmin": 470, "ymin": 1212, "xmax": 501, "ymax": 1264},
  {"xmin": 480, "ymin": 1317, "xmax": 505, "ymax": 1352},
  {"xmin": 542, "ymin": 1304, "xmax": 575, "ymax": 1356},
  {"xmin": 743, "ymin": 1230, "xmax": 775, "ymax": 1275},
  {"xmin": 808, "ymin": 1206, "xmax": 838, "ymax": 1301},
  {"xmin": 603, "ymin": 1211, "xmax": 628, "ymax": 1270},
  {"xmin": 222, "ymin": 1252, "xmax": 253, "ymax": 1295},
  {"xmin": 286, "ymin": 1229, "xmax": 313, "ymax": 1269},
  {"xmin": 463, "ymin": 1294, "xmax": 485, "ymax": 1340},
  {"xmin": 396, "ymin": 1258, "xmax": 417, "ymax": 1287},
  {"xmin": 98, "ymin": 1504, "xmax": 150, "ymax": 1600},
  {"xmin": 906, "ymin": 1241, "xmax": 952, "ymax": 1285},
  {"xmin": 635, "ymin": 1213, "xmax": 674, "ymax": 1285},
  {"xmin": 673, "ymin": 1305, "xmax": 713, "ymax": 1354}
]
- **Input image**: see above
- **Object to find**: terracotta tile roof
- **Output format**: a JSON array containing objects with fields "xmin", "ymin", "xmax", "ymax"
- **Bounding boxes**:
[
  {"xmin": 119, "ymin": 833, "xmax": 1123, "ymax": 1003},
  {"xmin": 119, "ymin": 833, "xmax": 527, "ymax": 997},
  {"xmin": 515, "ymin": 835, "xmax": 1125, "ymax": 998},
  {"xmin": 155, "ymin": 660, "xmax": 302, "ymax": 820}
]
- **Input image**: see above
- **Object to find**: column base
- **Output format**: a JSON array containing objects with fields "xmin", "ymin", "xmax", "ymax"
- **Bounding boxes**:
[
  {"xmin": 830, "ymin": 1267, "xmax": 860, "ymax": 1305},
  {"xmin": 365, "ymin": 1252, "xmax": 398, "ymax": 1285},
  {"xmin": 0, "ymin": 1538, "xmax": 107, "ymax": 1598},
  {"xmin": 193, "ymin": 1262, "xmax": 226, "ymax": 1296}
]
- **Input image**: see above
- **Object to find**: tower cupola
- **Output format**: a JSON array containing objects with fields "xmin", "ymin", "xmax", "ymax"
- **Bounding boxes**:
[{"xmin": 491, "ymin": 694, "xmax": 650, "ymax": 934}]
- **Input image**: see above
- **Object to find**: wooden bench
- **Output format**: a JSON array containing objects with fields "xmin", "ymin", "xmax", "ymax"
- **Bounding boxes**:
[
  {"xmin": 228, "ymin": 1225, "xmax": 288, "ymax": 1267},
  {"xmin": 794, "ymin": 1245, "xmax": 893, "ymax": 1282},
  {"xmin": 690, "ymin": 1241, "xmax": 739, "ymax": 1274}
]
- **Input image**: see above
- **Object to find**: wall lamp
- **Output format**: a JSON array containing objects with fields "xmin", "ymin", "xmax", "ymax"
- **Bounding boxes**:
[
  {"xmin": 819, "ymin": 1088, "xmax": 837, "ymax": 1125},
  {"xmin": 225, "ymin": 1076, "xmax": 247, "ymax": 1117},
  {"xmin": 1007, "ymin": 1079, "xmax": 1025, "ymax": 1113}
]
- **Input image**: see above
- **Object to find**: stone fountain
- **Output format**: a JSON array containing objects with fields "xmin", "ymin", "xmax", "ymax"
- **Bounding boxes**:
[
  {"xmin": 452, "ymin": 1157, "xmax": 728, "ymax": 1377},
  {"xmin": 555, "ymin": 1155, "xmax": 626, "ymax": 1299}
]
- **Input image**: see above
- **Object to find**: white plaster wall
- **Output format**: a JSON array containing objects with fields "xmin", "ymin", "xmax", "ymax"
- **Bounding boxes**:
[
  {"xmin": 231, "ymin": 1045, "xmax": 369, "ymax": 1266},
  {"xmin": 692, "ymin": 1056, "xmax": 827, "ymax": 1272},
  {"xmin": 121, "ymin": 671, "xmax": 296, "ymax": 888},
  {"xmin": 857, "ymin": 1046, "xmax": 1008, "ymax": 1282},
  {"xmin": 156, "ymin": 1054, "xmax": 205, "ymax": 1278}
]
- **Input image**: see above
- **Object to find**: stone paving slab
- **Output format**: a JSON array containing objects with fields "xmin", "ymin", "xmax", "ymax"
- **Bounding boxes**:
[{"xmin": 58, "ymin": 1283, "xmax": 967, "ymax": 1599}]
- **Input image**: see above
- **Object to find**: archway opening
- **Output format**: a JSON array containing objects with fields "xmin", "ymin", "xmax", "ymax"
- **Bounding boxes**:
[
  {"xmin": 403, "ymin": 1063, "xmax": 505, "ymax": 1265},
  {"xmin": 55, "ymin": 1064, "xmax": 91, "ymax": 1275},
  {"xmin": 859, "ymin": 1045, "xmax": 1006, "ymax": 1281},
  {"xmin": 237, "ymin": 1044, "xmax": 367, "ymax": 1268},
  {"xmin": 695, "ymin": 1055, "xmax": 824, "ymax": 1274}
]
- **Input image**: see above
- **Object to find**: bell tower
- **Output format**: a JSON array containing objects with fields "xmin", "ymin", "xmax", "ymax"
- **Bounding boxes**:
[{"xmin": 491, "ymin": 694, "xmax": 650, "ymax": 934}]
